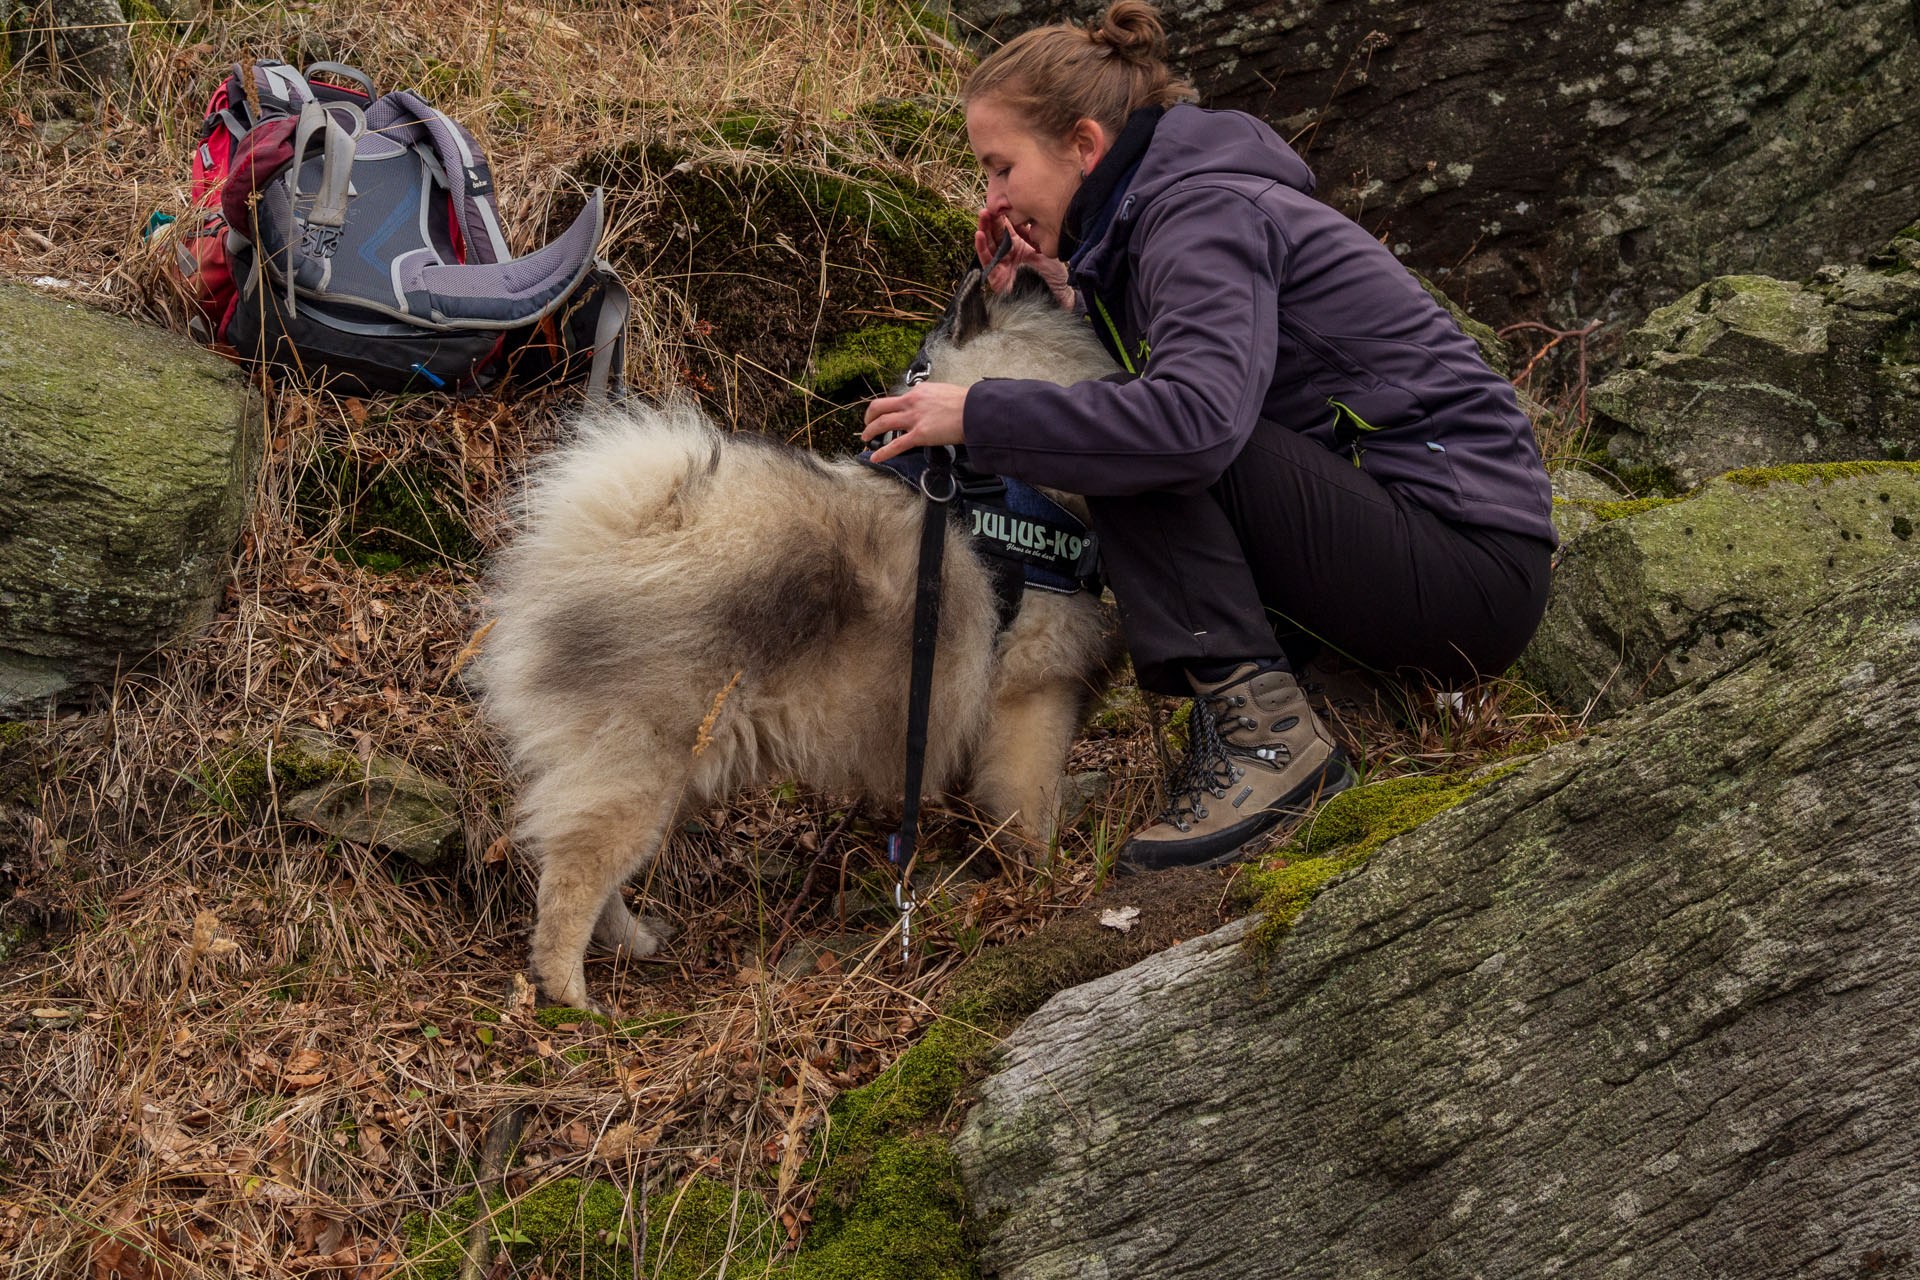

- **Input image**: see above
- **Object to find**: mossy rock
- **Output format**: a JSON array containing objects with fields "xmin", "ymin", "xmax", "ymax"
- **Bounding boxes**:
[
  {"xmin": 854, "ymin": 95, "xmax": 971, "ymax": 168},
  {"xmin": 1242, "ymin": 769, "xmax": 1512, "ymax": 949},
  {"xmin": 400, "ymin": 1176, "xmax": 778, "ymax": 1280},
  {"xmin": 0, "ymin": 284, "xmax": 260, "ymax": 713},
  {"xmin": 1595, "ymin": 233, "xmax": 1920, "ymax": 487},
  {"xmin": 794, "ymin": 872, "xmax": 1227, "ymax": 1276},
  {"xmin": 1522, "ymin": 461, "xmax": 1920, "ymax": 719},
  {"xmin": 193, "ymin": 738, "xmax": 354, "ymax": 820},
  {"xmin": 294, "ymin": 448, "xmax": 477, "ymax": 572},
  {"xmin": 576, "ymin": 126, "xmax": 973, "ymax": 452}
]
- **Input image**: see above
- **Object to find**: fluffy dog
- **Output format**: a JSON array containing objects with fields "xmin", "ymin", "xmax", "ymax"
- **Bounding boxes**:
[{"xmin": 479, "ymin": 270, "xmax": 1123, "ymax": 1009}]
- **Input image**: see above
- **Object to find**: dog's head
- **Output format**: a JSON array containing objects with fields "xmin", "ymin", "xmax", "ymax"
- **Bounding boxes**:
[{"xmin": 899, "ymin": 266, "xmax": 1117, "ymax": 393}]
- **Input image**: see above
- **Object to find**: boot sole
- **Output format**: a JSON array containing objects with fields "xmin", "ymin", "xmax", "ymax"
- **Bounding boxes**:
[{"xmin": 1117, "ymin": 754, "xmax": 1358, "ymax": 874}]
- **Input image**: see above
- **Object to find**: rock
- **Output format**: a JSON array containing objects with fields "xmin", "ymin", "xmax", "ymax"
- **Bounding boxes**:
[
  {"xmin": 1596, "ymin": 233, "xmax": 1920, "ymax": 487},
  {"xmin": 1522, "ymin": 462, "xmax": 1920, "ymax": 718},
  {"xmin": 1547, "ymin": 465, "xmax": 1624, "ymax": 541},
  {"xmin": 280, "ymin": 748, "xmax": 462, "ymax": 865},
  {"xmin": 1057, "ymin": 769, "xmax": 1110, "ymax": 830},
  {"xmin": 772, "ymin": 932, "xmax": 872, "ymax": 979},
  {"xmin": 953, "ymin": 550, "xmax": 1920, "ymax": 1278},
  {"xmin": 574, "ymin": 110, "xmax": 974, "ymax": 451},
  {"xmin": 944, "ymin": 0, "xmax": 1920, "ymax": 326},
  {"xmin": 0, "ymin": 284, "xmax": 259, "ymax": 715},
  {"xmin": 4, "ymin": 0, "xmax": 131, "ymax": 91}
]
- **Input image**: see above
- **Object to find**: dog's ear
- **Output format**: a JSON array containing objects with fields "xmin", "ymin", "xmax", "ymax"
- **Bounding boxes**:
[
  {"xmin": 1004, "ymin": 266, "xmax": 1059, "ymax": 309},
  {"xmin": 950, "ymin": 268, "xmax": 992, "ymax": 346},
  {"xmin": 927, "ymin": 268, "xmax": 990, "ymax": 348}
]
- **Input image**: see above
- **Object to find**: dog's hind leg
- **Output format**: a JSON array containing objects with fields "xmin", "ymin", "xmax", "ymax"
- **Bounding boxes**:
[
  {"xmin": 594, "ymin": 891, "xmax": 677, "ymax": 957},
  {"xmin": 526, "ymin": 781, "xmax": 679, "ymax": 1010}
]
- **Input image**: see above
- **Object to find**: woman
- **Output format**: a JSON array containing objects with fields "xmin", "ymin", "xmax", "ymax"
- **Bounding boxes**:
[{"xmin": 862, "ymin": 1, "xmax": 1556, "ymax": 872}]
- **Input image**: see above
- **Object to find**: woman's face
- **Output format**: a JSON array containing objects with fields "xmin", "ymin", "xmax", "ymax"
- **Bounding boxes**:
[{"xmin": 967, "ymin": 96, "xmax": 1105, "ymax": 258}]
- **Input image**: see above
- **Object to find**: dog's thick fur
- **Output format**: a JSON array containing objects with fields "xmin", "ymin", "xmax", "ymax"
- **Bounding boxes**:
[{"xmin": 480, "ymin": 271, "xmax": 1124, "ymax": 1008}]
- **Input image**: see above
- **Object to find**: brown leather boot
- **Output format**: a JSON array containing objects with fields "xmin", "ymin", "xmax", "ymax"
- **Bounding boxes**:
[{"xmin": 1118, "ymin": 663, "xmax": 1354, "ymax": 872}]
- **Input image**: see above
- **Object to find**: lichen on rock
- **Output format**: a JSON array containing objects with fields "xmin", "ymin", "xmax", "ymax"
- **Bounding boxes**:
[
  {"xmin": 1596, "ymin": 232, "xmax": 1920, "ymax": 487},
  {"xmin": 1522, "ymin": 461, "xmax": 1920, "ymax": 718},
  {"xmin": 0, "ymin": 283, "xmax": 260, "ymax": 714}
]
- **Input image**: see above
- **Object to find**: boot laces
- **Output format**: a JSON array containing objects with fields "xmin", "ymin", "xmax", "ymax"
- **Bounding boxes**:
[{"xmin": 1158, "ymin": 696, "xmax": 1243, "ymax": 829}]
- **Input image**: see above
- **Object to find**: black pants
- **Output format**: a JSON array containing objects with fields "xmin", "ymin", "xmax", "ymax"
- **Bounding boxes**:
[{"xmin": 1087, "ymin": 419, "xmax": 1553, "ymax": 696}]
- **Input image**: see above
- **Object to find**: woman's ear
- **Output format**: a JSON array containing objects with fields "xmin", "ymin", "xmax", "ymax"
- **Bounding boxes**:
[{"xmin": 1071, "ymin": 117, "xmax": 1109, "ymax": 176}]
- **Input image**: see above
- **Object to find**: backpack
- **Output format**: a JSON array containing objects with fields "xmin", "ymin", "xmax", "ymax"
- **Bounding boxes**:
[{"xmin": 172, "ymin": 59, "xmax": 628, "ymax": 401}]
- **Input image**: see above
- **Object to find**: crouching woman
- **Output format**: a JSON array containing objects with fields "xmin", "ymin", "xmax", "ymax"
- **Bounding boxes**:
[{"xmin": 863, "ymin": 0, "xmax": 1556, "ymax": 872}]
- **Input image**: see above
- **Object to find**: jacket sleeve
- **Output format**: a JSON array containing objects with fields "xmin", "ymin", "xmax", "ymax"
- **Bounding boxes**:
[{"xmin": 962, "ymin": 184, "xmax": 1284, "ymax": 497}]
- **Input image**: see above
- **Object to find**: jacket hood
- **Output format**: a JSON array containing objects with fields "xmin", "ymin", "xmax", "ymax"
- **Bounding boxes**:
[{"xmin": 1071, "ymin": 105, "xmax": 1316, "ymax": 292}]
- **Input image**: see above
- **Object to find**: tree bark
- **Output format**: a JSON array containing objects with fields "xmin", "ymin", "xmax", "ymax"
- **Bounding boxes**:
[{"xmin": 954, "ymin": 552, "xmax": 1920, "ymax": 1278}]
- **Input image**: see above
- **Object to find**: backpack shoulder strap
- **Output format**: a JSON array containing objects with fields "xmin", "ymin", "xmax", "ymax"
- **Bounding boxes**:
[{"xmin": 365, "ymin": 90, "xmax": 512, "ymax": 264}]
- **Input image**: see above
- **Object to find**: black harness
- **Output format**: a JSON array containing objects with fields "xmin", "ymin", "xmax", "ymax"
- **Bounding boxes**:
[{"xmin": 866, "ymin": 359, "xmax": 1102, "ymax": 968}]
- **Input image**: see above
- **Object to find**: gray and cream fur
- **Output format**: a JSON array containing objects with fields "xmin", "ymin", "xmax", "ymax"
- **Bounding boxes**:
[{"xmin": 479, "ymin": 270, "xmax": 1123, "ymax": 1009}]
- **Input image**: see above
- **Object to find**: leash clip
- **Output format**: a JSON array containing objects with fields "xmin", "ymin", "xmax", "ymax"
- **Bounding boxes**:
[{"xmin": 894, "ymin": 880, "xmax": 915, "ymax": 968}]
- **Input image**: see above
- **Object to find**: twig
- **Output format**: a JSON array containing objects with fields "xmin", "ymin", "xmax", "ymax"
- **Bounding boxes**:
[
  {"xmin": 766, "ymin": 811, "xmax": 855, "ymax": 964},
  {"xmin": 458, "ymin": 1103, "xmax": 529, "ymax": 1280}
]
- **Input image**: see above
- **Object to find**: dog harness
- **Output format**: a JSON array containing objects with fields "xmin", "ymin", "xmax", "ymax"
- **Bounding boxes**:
[{"xmin": 860, "ymin": 446, "xmax": 1102, "ymax": 630}]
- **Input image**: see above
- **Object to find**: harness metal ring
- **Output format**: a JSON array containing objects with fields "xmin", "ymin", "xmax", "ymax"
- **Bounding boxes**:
[{"xmin": 920, "ymin": 465, "xmax": 959, "ymax": 503}]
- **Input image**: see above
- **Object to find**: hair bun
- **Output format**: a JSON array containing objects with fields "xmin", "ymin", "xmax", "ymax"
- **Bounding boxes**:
[{"xmin": 1089, "ymin": 0, "xmax": 1167, "ymax": 63}]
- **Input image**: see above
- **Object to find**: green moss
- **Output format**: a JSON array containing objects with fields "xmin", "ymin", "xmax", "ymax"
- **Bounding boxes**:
[
  {"xmin": 797, "ymin": 1137, "xmax": 974, "ymax": 1280},
  {"xmin": 1577, "ymin": 445, "xmax": 1684, "ymax": 499},
  {"xmin": 854, "ymin": 96, "xmax": 969, "ymax": 167},
  {"xmin": 0, "ymin": 722, "xmax": 32, "ymax": 754},
  {"xmin": 0, "ymin": 919, "xmax": 39, "ymax": 964},
  {"xmin": 1245, "ymin": 771, "xmax": 1512, "ymax": 949},
  {"xmin": 296, "ymin": 449, "xmax": 477, "ymax": 573},
  {"xmin": 795, "ymin": 890, "xmax": 1147, "ymax": 1276},
  {"xmin": 1718, "ymin": 460, "xmax": 1920, "ymax": 489},
  {"xmin": 715, "ymin": 109, "xmax": 781, "ymax": 151},
  {"xmin": 830, "ymin": 1019, "xmax": 983, "ymax": 1155},
  {"xmin": 193, "ymin": 740, "xmax": 352, "ymax": 818},
  {"xmin": 807, "ymin": 324, "xmax": 922, "ymax": 400},
  {"xmin": 1586, "ymin": 496, "xmax": 1681, "ymax": 521},
  {"xmin": 531, "ymin": 1004, "xmax": 689, "ymax": 1036},
  {"xmin": 401, "ymin": 1176, "xmax": 777, "ymax": 1280}
]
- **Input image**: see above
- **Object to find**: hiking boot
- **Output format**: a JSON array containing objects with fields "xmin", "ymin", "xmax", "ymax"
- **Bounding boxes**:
[{"xmin": 1118, "ymin": 663, "xmax": 1355, "ymax": 872}]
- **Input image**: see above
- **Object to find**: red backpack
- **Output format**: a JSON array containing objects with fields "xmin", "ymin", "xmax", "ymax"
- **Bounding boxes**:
[{"xmin": 170, "ymin": 59, "xmax": 627, "ymax": 400}]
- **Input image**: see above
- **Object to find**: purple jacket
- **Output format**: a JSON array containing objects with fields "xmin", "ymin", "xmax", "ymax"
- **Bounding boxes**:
[{"xmin": 963, "ymin": 105, "xmax": 1556, "ymax": 545}]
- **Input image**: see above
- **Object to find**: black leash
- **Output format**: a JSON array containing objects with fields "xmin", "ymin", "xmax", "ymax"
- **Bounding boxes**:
[
  {"xmin": 889, "ymin": 446, "xmax": 957, "ymax": 969},
  {"xmin": 884, "ymin": 241, "xmax": 1005, "ymax": 967}
]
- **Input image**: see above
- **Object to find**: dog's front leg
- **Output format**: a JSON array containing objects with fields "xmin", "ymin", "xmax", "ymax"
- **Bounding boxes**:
[{"xmin": 968, "ymin": 686, "xmax": 1084, "ymax": 857}]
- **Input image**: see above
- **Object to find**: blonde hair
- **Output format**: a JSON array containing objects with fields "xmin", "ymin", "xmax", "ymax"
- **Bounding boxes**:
[{"xmin": 964, "ymin": 0, "xmax": 1197, "ymax": 143}]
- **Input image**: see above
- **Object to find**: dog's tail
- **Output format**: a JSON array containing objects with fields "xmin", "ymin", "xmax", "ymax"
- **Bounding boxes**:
[{"xmin": 512, "ymin": 398, "xmax": 721, "ymax": 553}]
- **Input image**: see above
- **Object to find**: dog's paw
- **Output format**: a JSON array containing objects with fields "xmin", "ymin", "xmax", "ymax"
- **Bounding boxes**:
[
  {"xmin": 526, "ymin": 966, "xmax": 602, "ymax": 1015},
  {"xmin": 636, "ymin": 913, "xmax": 679, "ymax": 947},
  {"xmin": 593, "ymin": 907, "xmax": 673, "ymax": 958}
]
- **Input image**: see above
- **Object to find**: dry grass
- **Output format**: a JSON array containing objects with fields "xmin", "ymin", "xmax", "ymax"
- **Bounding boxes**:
[{"xmin": 0, "ymin": 4, "xmax": 1581, "ymax": 1274}]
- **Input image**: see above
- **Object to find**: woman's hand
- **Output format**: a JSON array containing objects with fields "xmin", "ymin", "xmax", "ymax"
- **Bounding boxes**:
[
  {"xmin": 861, "ymin": 381, "xmax": 968, "ymax": 464},
  {"xmin": 975, "ymin": 210, "xmax": 1074, "ymax": 308}
]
